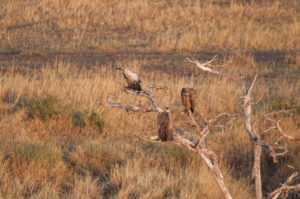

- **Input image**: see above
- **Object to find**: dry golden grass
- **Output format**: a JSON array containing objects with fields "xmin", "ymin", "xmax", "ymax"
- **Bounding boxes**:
[
  {"xmin": 0, "ymin": 0, "xmax": 300, "ymax": 198},
  {"xmin": 0, "ymin": 0, "xmax": 299, "ymax": 53},
  {"xmin": 0, "ymin": 56, "xmax": 299, "ymax": 198}
]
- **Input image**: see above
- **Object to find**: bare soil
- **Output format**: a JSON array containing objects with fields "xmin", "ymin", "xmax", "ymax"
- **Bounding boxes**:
[{"xmin": 1, "ymin": 50, "xmax": 299, "ymax": 80}]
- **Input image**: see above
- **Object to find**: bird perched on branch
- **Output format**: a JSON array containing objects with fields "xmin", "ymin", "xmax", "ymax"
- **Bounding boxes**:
[
  {"xmin": 157, "ymin": 106, "xmax": 174, "ymax": 141},
  {"xmin": 116, "ymin": 66, "xmax": 142, "ymax": 91},
  {"xmin": 181, "ymin": 88, "xmax": 197, "ymax": 114}
]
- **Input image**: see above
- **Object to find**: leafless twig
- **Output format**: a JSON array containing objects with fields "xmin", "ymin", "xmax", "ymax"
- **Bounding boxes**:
[
  {"xmin": 268, "ymin": 172, "xmax": 300, "ymax": 199},
  {"xmin": 135, "ymin": 130, "xmax": 233, "ymax": 199},
  {"xmin": 187, "ymin": 56, "xmax": 299, "ymax": 199},
  {"xmin": 102, "ymin": 74, "xmax": 233, "ymax": 199}
]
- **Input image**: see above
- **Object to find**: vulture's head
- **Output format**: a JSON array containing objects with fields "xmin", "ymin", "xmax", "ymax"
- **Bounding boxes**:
[
  {"xmin": 116, "ymin": 66, "xmax": 125, "ymax": 72},
  {"xmin": 165, "ymin": 106, "xmax": 170, "ymax": 112},
  {"xmin": 181, "ymin": 88, "xmax": 188, "ymax": 95}
]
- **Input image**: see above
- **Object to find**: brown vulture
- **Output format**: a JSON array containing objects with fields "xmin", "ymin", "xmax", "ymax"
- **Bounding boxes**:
[
  {"xmin": 117, "ymin": 66, "xmax": 142, "ymax": 91},
  {"xmin": 181, "ymin": 88, "xmax": 197, "ymax": 113},
  {"xmin": 157, "ymin": 106, "xmax": 174, "ymax": 141}
]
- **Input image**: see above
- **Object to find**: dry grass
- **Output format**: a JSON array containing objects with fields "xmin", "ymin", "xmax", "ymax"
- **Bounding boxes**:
[
  {"xmin": 0, "ymin": 0, "xmax": 300, "ymax": 53},
  {"xmin": 0, "ymin": 0, "xmax": 300, "ymax": 198},
  {"xmin": 0, "ymin": 57, "xmax": 299, "ymax": 198}
]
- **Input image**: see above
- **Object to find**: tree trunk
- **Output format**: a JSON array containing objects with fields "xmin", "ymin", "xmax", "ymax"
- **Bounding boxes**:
[
  {"xmin": 200, "ymin": 153, "xmax": 233, "ymax": 199},
  {"xmin": 252, "ymin": 144, "xmax": 262, "ymax": 199}
]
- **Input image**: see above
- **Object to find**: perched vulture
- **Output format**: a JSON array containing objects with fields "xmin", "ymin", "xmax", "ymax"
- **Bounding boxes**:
[
  {"xmin": 117, "ymin": 66, "xmax": 142, "ymax": 91},
  {"xmin": 157, "ymin": 106, "xmax": 174, "ymax": 141},
  {"xmin": 181, "ymin": 88, "xmax": 197, "ymax": 113}
]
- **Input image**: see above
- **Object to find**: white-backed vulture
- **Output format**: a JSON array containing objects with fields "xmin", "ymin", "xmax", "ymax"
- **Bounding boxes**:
[
  {"xmin": 157, "ymin": 106, "xmax": 174, "ymax": 141},
  {"xmin": 117, "ymin": 66, "xmax": 142, "ymax": 91},
  {"xmin": 181, "ymin": 88, "xmax": 197, "ymax": 113}
]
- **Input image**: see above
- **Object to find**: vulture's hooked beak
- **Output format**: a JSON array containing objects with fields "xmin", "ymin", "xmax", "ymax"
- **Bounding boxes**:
[{"xmin": 116, "ymin": 66, "xmax": 124, "ymax": 71}]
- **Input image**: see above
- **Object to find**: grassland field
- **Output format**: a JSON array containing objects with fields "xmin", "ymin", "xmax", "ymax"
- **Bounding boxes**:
[{"xmin": 0, "ymin": 0, "xmax": 300, "ymax": 198}]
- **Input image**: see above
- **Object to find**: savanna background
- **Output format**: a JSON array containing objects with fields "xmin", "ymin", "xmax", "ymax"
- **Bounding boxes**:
[{"xmin": 0, "ymin": 0, "xmax": 299, "ymax": 198}]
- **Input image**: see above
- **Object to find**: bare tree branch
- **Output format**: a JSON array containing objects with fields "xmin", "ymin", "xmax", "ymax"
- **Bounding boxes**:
[
  {"xmin": 148, "ymin": 84, "xmax": 168, "ymax": 91},
  {"xmin": 125, "ymin": 89, "xmax": 163, "ymax": 112},
  {"xmin": 252, "ymin": 109, "xmax": 295, "ymax": 126},
  {"xmin": 249, "ymin": 95, "xmax": 264, "ymax": 106},
  {"xmin": 212, "ymin": 116, "xmax": 236, "ymax": 129},
  {"xmin": 186, "ymin": 57, "xmax": 241, "ymax": 81},
  {"xmin": 135, "ymin": 131, "xmax": 233, "ymax": 199},
  {"xmin": 264, "ymin": 118, "xmax": 300, "ymax": 141},
  {"xmin": 186, "ymin": 56, "xmax": 221, "ymax": 75},
  {"xmin": 197, "ymin": 113, "xmax": 235, "ymax": 147},
  {"xmin": 187, "ymin": 56, "xmax": 297, "ymax": 157},
  {"xmin": 106, "ymin": 58, "xmax": 299, "ymax": 199},
  {"xmin": 268, "ymin": 172, "xmax": 300, "ymax": 199},
  {"xmin": 187, "ymin": 109, "xmax": 202, "ymax": 133},
  {"xmin": 100, "ymin": 95, "xmax": 159, "ymax": 113},
  {"xmin": 100, "ymin": 86, "xmax": 164, "ymax": 113},
  {"xmin": 101, "ymin": 74, "xmax": 233, "ymax": 199},
  {"xmin": 187, "ymin": 56, "xmax": 300, "ymax": 199},
  {"xmin": 242, "ymin": 75, "xmax": 264, "ymax": 144}
]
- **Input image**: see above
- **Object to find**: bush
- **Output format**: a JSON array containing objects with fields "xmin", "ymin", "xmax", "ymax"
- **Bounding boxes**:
[
  {"xmin": 72, "ymin": 111, "xmax": 87, "ymax": 128},
  {"xmin": 5, "ymin": 141, "xmax": 61, "ymax": 171},
  {"xmin": 26, "ymin": 95, "xmax": 60, "ymax": 121},
  {"xmin": 71, "ymin": 111, "xmax": 105, "ymax": 133},
  {"xmin": 89, "ymin": 112, "xmax": 105, "ymax": 133}
]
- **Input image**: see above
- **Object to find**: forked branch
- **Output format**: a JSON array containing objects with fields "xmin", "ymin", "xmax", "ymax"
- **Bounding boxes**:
[
  {"xmin": 187, "ymin": 56, "xmax": 300, "ymax": 199},
  {"xmin": 187, "ymin": 56, "xmax": 298, "ymax": 159},
  {"xmin": 264, "ymin": 118, "xmax": 300, "ymax": 142},
  {"xmin": 186, "ymin": 57, "xmax": 241, "ymax": 81},
  {"xmin": 134, "ymin": 132, "xmax": 233, "ymax": 199},
  {"xmin": 102, "ymin": 79, "xmax": 233, "ymax": 199},
  {"xmin": 186, "ymin": 110, "xmax": 235, "ymax": 142},
  {"xmin": 100, "ymin": 87, "xmax": 163, "ymax": 113},
  {"xmin": 268, "ymin": 172, "xmax": 300, "ymax": 199},
  {"xmin": 102, "ymin": 95, "xmax": 158, "ymax": 112}
]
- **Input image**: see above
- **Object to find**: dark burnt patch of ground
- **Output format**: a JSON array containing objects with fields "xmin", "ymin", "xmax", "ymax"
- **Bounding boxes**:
[{"xmin": 0, "ymin": 50, "xmax": 299, "ymax": 80}]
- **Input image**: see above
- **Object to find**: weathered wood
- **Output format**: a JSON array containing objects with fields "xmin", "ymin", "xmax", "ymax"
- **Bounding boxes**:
[
  {"xmin": 187, "ymin": 56, "xmax": 299, "ymax": 199},
  {"xmin": 264, "ymin": 119, "xmax": 300, "ymax": 141},
  {"xmin": 252, "ymin": 144, "xmax": 262, "ymax": 199},
  {"xmin": 136, "ymin": 133, "xmax": 233, "ymax": 199},
  {"xmin": 104, "ymin": 57, "xmax": 300, "ymax": 199},
  {"xmin": 101, "ymin": 89, "xmax": 163, "ymax": 113},
  {"xmin": 103, "ymin": 82, "xmax": 233, "ymax": 199},
  {"xmin": 268, "ymin": 172, "xmax": 300, "ymax": 199},
  {"xmin": 243, "ymin": 75, "xmax": 262, "ymax": 199},
  {"xmin": 174, "ymin": 135, "xmax": 233, "ymax": 199}
]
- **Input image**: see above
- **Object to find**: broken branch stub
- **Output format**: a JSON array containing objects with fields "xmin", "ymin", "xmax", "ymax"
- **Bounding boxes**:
[
  {"xmin": 102, "ymin": 73, "xmax": 233, "ymax": 199},
  {"xmin": 187, "ymin": 56, "xmax": 299, "ymax": 159},
  {"xmin": 268, "ymin": 172, "xmax": 300, "ymax": 199},
  {"xmin": 187, "ymin": 56, "xmax": 300, "ymax": 199},
  {"xmin": 102, "ymin": 87, "xmax": 163, "ymax": 113},
  {"xmin": 135, "ymin": 131, "xmax": 233, "ymax": 199}
]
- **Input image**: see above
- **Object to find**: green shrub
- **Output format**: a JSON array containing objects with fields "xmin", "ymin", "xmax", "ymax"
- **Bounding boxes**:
[
  {"xmin": 6, "ymin": 141, "xmax": 61, "ymax": 170},
  {"xmin": 89, "ymin": 112, "xmax": 105, "ymax": 133},
  {"xmin": 71, "ymin": 111, "xmax": 105, "ymax": 132},
  {"xmin": 72, "ymin": 111, "xmax": 87, "ymax": 128},
  {"xmin": 26, "ymin": 95, "xmax": 59, "ymax": 121}
]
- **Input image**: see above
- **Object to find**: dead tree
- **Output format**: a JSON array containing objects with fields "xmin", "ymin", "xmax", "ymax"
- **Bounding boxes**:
[
  {"xmin": 102, "ymin": 86, "xmax": 234, "ymax": 199},
  {"xmin": 187, "ymin": 56, "xmax": 300, "ymax": 199},
  {"xmin": 268, "ymin": 171, "xmax": 300, "ymax": 199}
]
